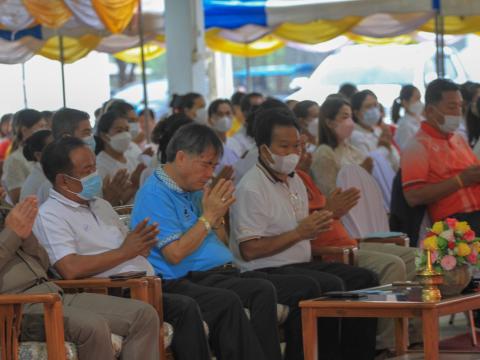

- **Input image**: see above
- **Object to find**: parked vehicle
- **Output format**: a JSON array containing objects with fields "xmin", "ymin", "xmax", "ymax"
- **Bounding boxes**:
[{"xmin": 288, "ymin": 44, "xmax": 469, "ymax": 121}]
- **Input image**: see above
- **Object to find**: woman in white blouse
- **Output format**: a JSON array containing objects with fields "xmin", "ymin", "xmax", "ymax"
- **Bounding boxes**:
[
  {"xmin": 391, "ymin": 85, "xmax": 424, "ymax": 151},
  {"xmin": 20, "ymin": 129, "xmax": 53, "ymax": 201},
  {"xmin": 311, "ymin": 96, "xmax": 373, "ymax": 195},
  {"xmin": 350, "ymin": 90, "xmax": 400, "ymax": 171},
  {"xmin": 96, "ymin": 111, "xmax": 145, "ymax": 204},
  {"xmin": 2, "ymin": 109, "xmax": 47, "ymax": 204}
]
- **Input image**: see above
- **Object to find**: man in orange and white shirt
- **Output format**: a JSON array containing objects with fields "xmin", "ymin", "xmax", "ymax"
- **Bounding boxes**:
[{"xmin": 402, "ymin": 79, "xmax": 480, "ymax": 233}]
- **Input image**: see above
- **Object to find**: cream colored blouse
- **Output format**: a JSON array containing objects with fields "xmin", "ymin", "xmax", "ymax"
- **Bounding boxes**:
[{"xmin": 311, "ymin": 142, "xmax": 366, "ymax": 195}]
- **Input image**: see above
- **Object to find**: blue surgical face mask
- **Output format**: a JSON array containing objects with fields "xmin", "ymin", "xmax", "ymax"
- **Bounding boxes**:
[
  {"xmin": 82, "ymin": 135, "xmax": 96, "ymax": 152},
  {"xmin": 64, "ymin": 171, "xmax": 102, "ymax": 200},
  {"xmin": 362, "ymin": 107, "xmax": 381, "ymax": 127}
]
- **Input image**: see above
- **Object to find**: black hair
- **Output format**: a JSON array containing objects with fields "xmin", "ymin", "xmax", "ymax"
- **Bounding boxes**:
[
  {"xmin": 107, "ymin": 100, "xmax": 135, "ymax": 117},
  {"xmin": 12, "ymin": 109, "xmax": 44, "ymax": 151},
  {"xmin": 165, "ymin": 123, "xmax": 223, "ymax": 163},
  {"xmin": 41, "ymin": 110, "xmax": 53, "ymax": 121},
  {"xmin": 463, "ymin": 82, "xmax": 480, "ymax": 146},
  {"xmin": 23, "ymin": 129, "xmax": 52, "ymax": 162},
  {"xmin": 152, "ymin": 113, "xmax": 193, "ymax": 164},
  {"xmin": 177, "ymin": 93, "xmax": 203, "ymax": 112},
  {"xmin": 318, "ymin": 97, "xmax": 351, "ymax": 149},
  {"xmin": 254, "ymin": 108, "xmax": 300, "ymax": 148},
  {"xmin": 231, "ymin": 91, "xmax": 246, "ymax": 106},
  {"xmin": 0, "ymin": 113, "xmax": 13, "ymax": 137},
  {"xmin": 208, "ymin": 99, "xmax": 233, "ymax": 117},
  {"xmin": 338, "ymin": 83, "xmax": 358, "ymax": 100},
  {"xmin": 425, "ymin": 78, "xmax": 460, "ymax": 106},
  {"xmin": 293, "ymin": 100, "xmax": 318, "ymax": 119},
  {"xmin": 139, "ymin": 108, "xmax": 155, "ymax": 119},
  {"xmin": 240, "ymin": 92, "xmax": 264, "ymax": 117},
  {"xmin": 246, "ymin": 97, "xmax": 289, "ymax": 139},
  {"xmin": 95, "ymin": 111, "xmax": 128, "ymax": 154},
  {"xmin": 391, "ymin": 85, "xmax": 418, "ymax": 124},
  {"xmin": 351, "ymin": 90, "xmax": 377, "ymax": 123},
  {"xmin": 51, "ymin": 108, "xmax": 90, "ymax": 140},
  {"xmin": 41, "ymin": 136, "xmax": 87, "ymax": 184}
]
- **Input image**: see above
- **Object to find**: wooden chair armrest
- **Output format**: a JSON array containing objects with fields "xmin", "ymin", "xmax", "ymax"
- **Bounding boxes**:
[
  {"xmin": 0, "ymin": 293, "xmax": 66, "ymax": 360},
  {"xmin": 0, "ymin": 293, "xmax": 61, "ymax": 305},
  {"xmin": 360, "ymin": 235, "xmax": 409, "ymax": 247},
  {"xmin": 54, "ymin": 278, "xmax": 149, "ymax": 302},
  {"xmin": 311, "ymin": 245, "xmax": 358, "ymax": 265}
]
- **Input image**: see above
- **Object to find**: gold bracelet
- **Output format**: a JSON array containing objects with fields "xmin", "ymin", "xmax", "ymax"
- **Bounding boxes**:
[
  {"xmin": 198, "ymin": 216, "xmax": 211, "ymax": 232},
  {"xmin": 455, "ymin": 175, "xmax": 464, "ymax": 189}
]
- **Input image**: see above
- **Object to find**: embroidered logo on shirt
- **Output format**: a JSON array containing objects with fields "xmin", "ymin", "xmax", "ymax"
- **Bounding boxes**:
[{"xmin": 183, "ymin": 208, "xmax": 191, "ymax": 220}]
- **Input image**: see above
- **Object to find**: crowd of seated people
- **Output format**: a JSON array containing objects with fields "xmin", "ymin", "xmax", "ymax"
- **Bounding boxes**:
[{"xmin": 1, "ymin": 78, "xmax": 480, "ymax": 360}]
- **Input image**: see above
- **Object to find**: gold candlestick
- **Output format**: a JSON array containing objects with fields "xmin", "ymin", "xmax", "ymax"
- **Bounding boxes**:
[{"xmin": 416, "ymin": 249, "xmax": 443, "ymax": 302}]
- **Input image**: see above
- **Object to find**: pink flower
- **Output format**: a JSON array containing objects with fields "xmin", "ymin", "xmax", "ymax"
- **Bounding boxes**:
[
  {"xmin": 464, "ymin": 230, "xmax": 476, "ymax": 242},
  {"xmin": 446, "ymin": 218, "xmax": 458, "ymax": 229},
  {"xmin": 440, "ymin": 255, "xmax": 457, "ymax": 271},
  {"xmin": 468, "ymin": 251, "xmax": 478, "ymax": 265},
  {"xmin": 431, "ymin": 251, "xmax": 439, "ymax": 263}
]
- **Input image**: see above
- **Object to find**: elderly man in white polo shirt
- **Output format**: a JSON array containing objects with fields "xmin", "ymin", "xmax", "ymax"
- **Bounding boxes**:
[
  {"xmin": 33, "ymin": 137, "xmax": 212, "ymax": 360},
  {"xmin": 230, "ymin": 108, "xmax": 379, "ymax": 360}
]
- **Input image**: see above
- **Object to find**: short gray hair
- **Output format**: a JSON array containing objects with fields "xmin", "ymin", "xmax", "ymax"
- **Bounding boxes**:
[
  {"xmin": 52, "ymin": 108, "xmax": 90, "ymax": 140},
  {"xmin": 166, "ymin": 123, "xmax": 223, "ymax": 163}
]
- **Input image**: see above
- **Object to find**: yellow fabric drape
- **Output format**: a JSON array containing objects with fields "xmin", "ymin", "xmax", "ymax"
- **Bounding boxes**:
[
  {"xmin": 206, "ymin": 29, "xmax": 284, "ymax": 57},
  {"xmin": 346, "ymin": 33, "xmax": 414, "ymax": 45},
  {"xmin": 38, "ymin": 34, "xmax": 101, "ymax": 63},
  {"xmin": 92, "ymin": 0, "xmax": 139, "ymax": 33},
  {"xmin": 114, "ymin": 43, "xmax": 165, "ymax": 64},
  {"xmin": 22, "ymin": 0, "xmax": 72, "ymax": 29},
  {"xmin": 420, "ymin": 16, "xmax": 480, "ymax": 34},
  {"xmin": 274, "ymin": 17, "xmax": 361, "ymax": 44}
]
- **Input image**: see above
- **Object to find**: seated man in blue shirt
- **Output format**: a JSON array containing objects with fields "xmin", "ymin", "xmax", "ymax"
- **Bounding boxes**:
[{"xmin": 132, "ymin": 123, "xmax": 320, "ymax": 360}]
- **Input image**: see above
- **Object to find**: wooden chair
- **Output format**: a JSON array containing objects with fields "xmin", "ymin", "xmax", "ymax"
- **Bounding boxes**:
[{"xmin": 0, "ymin": 277, "xmax": 171, "ymax": 360}]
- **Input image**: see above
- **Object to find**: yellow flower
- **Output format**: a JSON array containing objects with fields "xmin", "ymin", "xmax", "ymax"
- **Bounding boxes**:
[
  {"xmin": 432, "ymin": 222, "xmax": 444, "ymax": 235},
  {"xmin": 457, "ymin": 242, "xmax": 472, "ymax": 257},
  {"xmin": 455, "ymin": 221, "xmax": 471, "ymax": 234},
  {"xmin": 473, "ymin": 242, "xmax": 480, "ymax": 252},
  {"xmin": 424, "ymin": 236, "xmax": 439, "ymax": 251}
]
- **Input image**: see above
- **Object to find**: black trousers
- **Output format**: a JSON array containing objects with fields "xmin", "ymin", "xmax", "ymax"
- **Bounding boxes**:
[
  {"xmin": 163, "ymin": 270, "xmax": 274, "ymax": 360},
  {"xmin": 163, "ymin": 293, "xmax": 211, "ymax": 360},
  {"xmin": 259, "ymin": 261, "xmax": 379, "ymax": 360}
]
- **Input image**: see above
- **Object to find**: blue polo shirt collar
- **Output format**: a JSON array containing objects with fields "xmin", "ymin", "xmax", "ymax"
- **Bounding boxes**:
[{"xmin": 155, "ymin": 165, "xmax": 185, "ymax": 194}]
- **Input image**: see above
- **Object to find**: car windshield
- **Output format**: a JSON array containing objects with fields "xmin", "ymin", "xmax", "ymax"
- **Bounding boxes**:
[{"xmin": 314, "ymin": 62, "xmax": 415, "ymax": 86}]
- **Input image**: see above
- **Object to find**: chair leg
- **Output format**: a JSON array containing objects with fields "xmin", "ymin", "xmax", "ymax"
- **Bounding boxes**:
[
  {"xmin": 448, "ymin": 314, "xmax": 455, "ymax": 325},
  {"xmin": 467, "ymin": 311, "xmax": 477, "ymax": 346}
]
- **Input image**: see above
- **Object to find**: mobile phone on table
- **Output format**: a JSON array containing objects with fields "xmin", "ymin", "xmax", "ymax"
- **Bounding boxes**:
[
  {"xmin": 324, "ymin": 291, "xmax": 366, "ymax": 299},
  {"xmin": 109, "ymin": 271, "xmax": 147, "ymax": 280}
]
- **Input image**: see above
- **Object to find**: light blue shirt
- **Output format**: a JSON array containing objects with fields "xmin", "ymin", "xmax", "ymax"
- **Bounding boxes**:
[{"xmin": 131, "ymin": 165, "xmax": 233, "ymax": 279}]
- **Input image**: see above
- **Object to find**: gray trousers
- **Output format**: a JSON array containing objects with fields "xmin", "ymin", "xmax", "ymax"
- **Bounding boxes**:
[
  {"xmin": 21, "ymin": 283, "xmax": 159, "ymax": 360},
  {"xmin": 357, "ymin": 243, "xmax": 422, "ymax": 349}
]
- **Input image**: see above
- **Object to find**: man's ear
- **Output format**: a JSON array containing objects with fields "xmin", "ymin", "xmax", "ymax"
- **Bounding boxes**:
[{"xmin": 55, "ymin": 173, "xmax": 67, "ymax": 188}]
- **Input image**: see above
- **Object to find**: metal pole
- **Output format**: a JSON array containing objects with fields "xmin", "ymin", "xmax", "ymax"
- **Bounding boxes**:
[
  {"xmin": 138, "ymin": 0, "xmax": 150, "ymax": 143},
  {"xmin": 59, "ymin": 35, "xmax": 66, "ymax": 107},
  {"xmin": 21, "ymin": 63, "xmax": 28, "ymax": 108},
  {"xmin": 434, "ymin": 0, "xmax": 444, "ymax": 78},
  {"xmin": 245, "ymin": 56, "xmax": 251, "ymax": 92}
]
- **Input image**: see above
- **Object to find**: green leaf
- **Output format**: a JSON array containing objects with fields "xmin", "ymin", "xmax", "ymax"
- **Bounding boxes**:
[{"xmin": 437, "ymin": 237, "xmax": 448, "ymax": 250}]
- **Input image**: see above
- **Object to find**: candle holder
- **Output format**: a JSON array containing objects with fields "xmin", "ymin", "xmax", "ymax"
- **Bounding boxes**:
[{"xmin": 416, "ymin": 249, "xmax": 443, "ymax": 302}]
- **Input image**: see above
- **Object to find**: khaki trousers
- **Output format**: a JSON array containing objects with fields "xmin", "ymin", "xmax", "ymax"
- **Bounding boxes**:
[{"xmin": 21, "ymin": 283, "xmax": 159, "ymax": 360}]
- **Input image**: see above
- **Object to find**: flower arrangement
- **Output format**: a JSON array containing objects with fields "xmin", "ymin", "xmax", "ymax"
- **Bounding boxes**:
[{"xmin": 417, "ymin": 218, "xmax": 480, "ymax": 273}]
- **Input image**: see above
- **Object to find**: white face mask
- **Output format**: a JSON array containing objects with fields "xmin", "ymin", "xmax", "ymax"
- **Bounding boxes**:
[
  {"xmin": 212, "ymin": 116, "xmax": 233, "ymax": 133},
  {"xmin": 361, "ymin": 107, "xmax": 380, "ymax": 127},
  {"xmin": 109, "ymin": 132, "xmax": 132, "ymax": 153},
  {"xmin": 434, "ymin": 107, "xmax": 462, "ymax": 134},
  {"xmin": 408, "ymin": 101, "xmax": 424, "ymax": 116},
  {"xmin": 195, "ymin": 108, "xmax": 208, "ymax": 124},
  {"xmin": 307, "ymin": 118, "xmax": 319, "ymax": 137},
  {"xmin": 129, "ymin": 122, "xmax": 140, "ymax": 138},
  {"xmin": 265, "ymin": 147, "xmax": 300, "ymax": 175}
]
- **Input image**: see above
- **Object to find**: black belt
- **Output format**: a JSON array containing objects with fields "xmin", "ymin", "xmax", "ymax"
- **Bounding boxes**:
[{"xmin": 208, "ymin": 262, "xmax": 237, "ymax": 272}]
